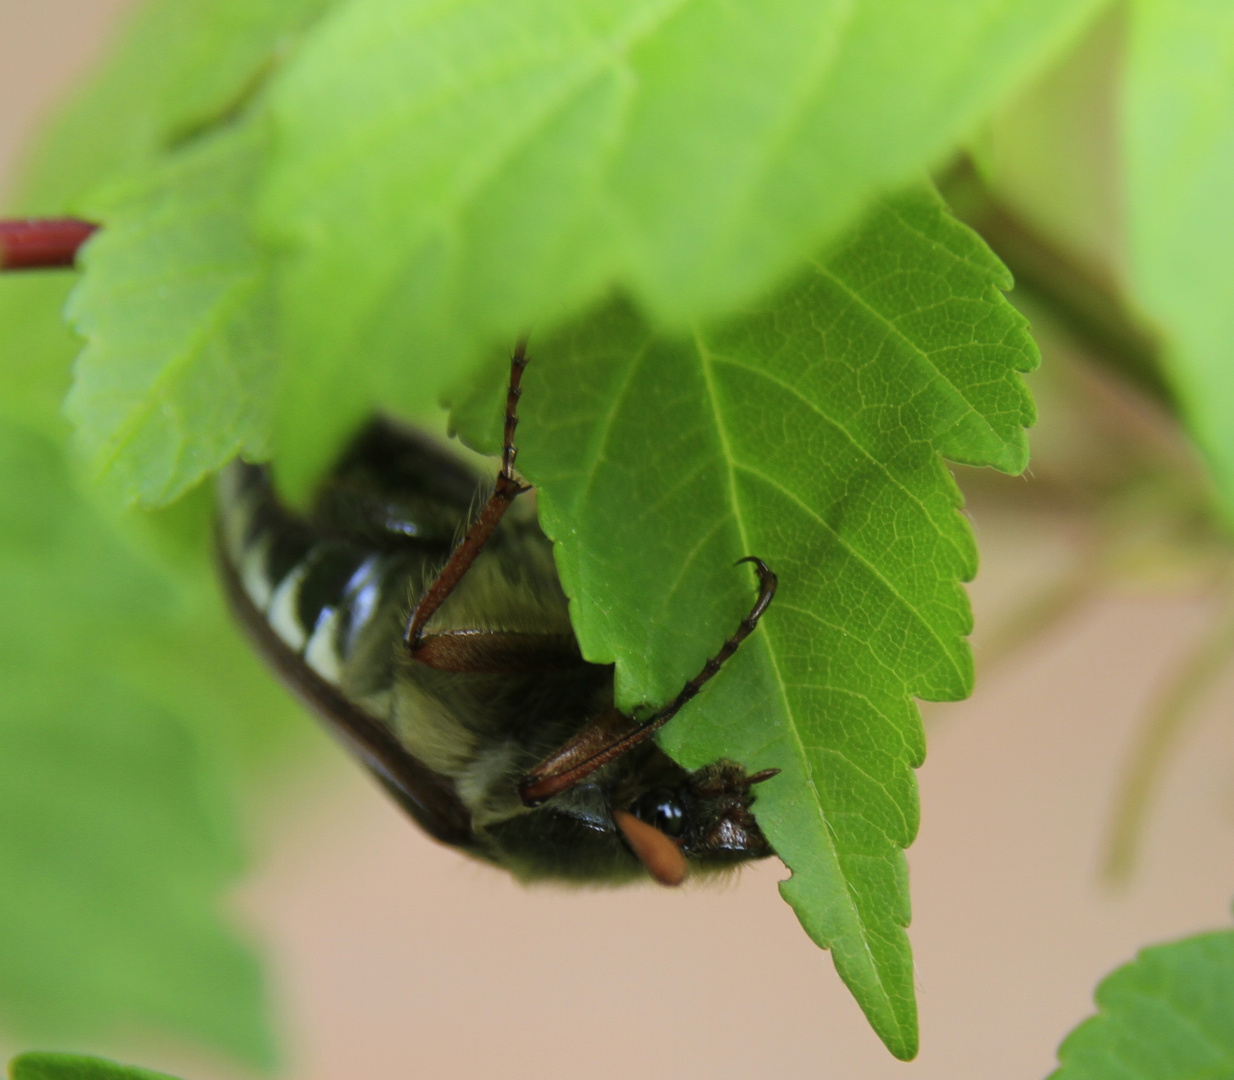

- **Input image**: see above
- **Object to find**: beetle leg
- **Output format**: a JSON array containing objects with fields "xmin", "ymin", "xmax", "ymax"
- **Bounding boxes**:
[
  {"xmin": 410, "ymin": 629, "xmax": 587, "ymax": 673},
  {"xmin": 518, "ymin": 558, "xmax": 778, "ymax": 805},
  {"xmin": 404, "ymin": 341, "xmax": 532, "ymax": 656}
]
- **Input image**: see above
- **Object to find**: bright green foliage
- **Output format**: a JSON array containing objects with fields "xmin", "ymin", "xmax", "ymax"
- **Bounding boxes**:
[
  {"xmin": 17, "ymin": 0, "xmax": 1094, "ymax": 504},
  {"xmin": 260, "ymin": 0, "xmax": 1098, "ymax": 495},
  {"xmin": 65, "ymin": 123, "xmax": 274, "ymax": 505},
  {"xmin": 0, "ymin": 274, "xmax": 79, "ymax": 438},
  {"xmin": 0, "ymin": 0, "xmax": 1065, "ymax": 1061},
  {"xmin": 10, "ymin": 0, "xmax": 334, "ymax": 216},
  {"xmin": 1, "ymin": 17, "xmax": 309, "ymax": 1039},
  {"xmin": 10, "ymin": 1053, "xmax": 183, "ymax": 1080},
  {"xmin": 1050, "ymin": 928, "xmax": 1234, "ymax": 1079},
  {"xmin": 0, "ymin": 0, "xmax": 336, "ymax": 497},
  {"xmin": 452, "ymin": 186, "xmax": 1037, "ymax": 1059},
  {"xmin": 0, "ymin": 420, "xmax": 282, "ymax": 1065},
  {"xmin": 0, "ymin": 0, "xmax": 343, "ymax": 509},
  {"xmin": 1126, "ymin": 0, "xmax": 1234, "ymax": 516}
]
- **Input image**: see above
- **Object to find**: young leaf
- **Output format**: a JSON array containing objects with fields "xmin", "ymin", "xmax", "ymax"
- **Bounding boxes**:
[
  {"xmin": 10, "ymin": 1053, "xmax": 183, "ymax": 1080},
  {"xmin": 1125, "ymin": 0, "xmax": 1234, "ymax": 519},
  {"xmin": 260, "ymin": 0, "xmax": 1094, "ymax": 493},
  {"xmin": 1049, "ymin": 927, "xmax": 1234, "ymax": 1079},
  {"xmin": 0, "ymin": 419, "xmax": 277, "ymax": 1065},
  {"xmin": 1, "ymin": 0, "xmax": 335, "ymax": 505},
  {"xmin": 20, "ymin": 0, "xmax": 1097, "ymax": 505},
  {"xmin": 451, "ymin": 185, "xmax": 1037, "ymax": 1059},
  {"xmin": 64, "ymin": 122, "xmax": 273, "ymax": 506},
  {"xmin": 10, "ymin": 0, "xmax": 335, "ymax": 216},
  {"xmin": 0, "ymin": 274, "xmax": 79, "ymax": 438}
]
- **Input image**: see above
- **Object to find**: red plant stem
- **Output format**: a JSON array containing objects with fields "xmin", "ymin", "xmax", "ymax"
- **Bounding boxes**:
[{"xmin": 0, "ymin": 218, "xmax": 97, "ymax": 271}]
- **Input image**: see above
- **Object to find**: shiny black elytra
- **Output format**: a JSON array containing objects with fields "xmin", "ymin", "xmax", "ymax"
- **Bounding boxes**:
[{"xmin": 216, "ymin": 345, "xmax": 779, "ymax": 885}]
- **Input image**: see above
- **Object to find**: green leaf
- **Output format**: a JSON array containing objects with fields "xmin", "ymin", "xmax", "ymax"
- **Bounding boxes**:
[
  {"xmin": 1125, "ymin": 1, "xmax": 1234, "ymax": 517},
  {"xmin": 10, "ymin": 1053, "xmax": 182, "ymax": 1080},
  {"xmin": 260, "ymin": 0, "xmax": 1094, "ymax": 493},
  {"xmin": 9, "ymin": 0, "xmax": 335, "ymax": 216},
  {"xmin": 1049, "ymin": 927, "xmax": 1234, "ymax": 1079},
  {"xmin": 0, "ymin": 419, "xmax": 279, "ymax": 1065},
  {"xmin": 64, "ymin": 122, "xmax": 274, "ymax": 506},
  {"xmin": 20, "ymin": 0, "xmax": 1096, "ymax": 506},
  {"xmin": 0, "ymin": 0, "xmax": 334, "ymax": 503},
  {"xmin": 451, "ymin": 186, "xmax": 1037, "ymax": 1059},
  {"xmin": 0, "ymin": 0, "xmax": 319, "ymax": 1058},
  {"xmin": 0, "ymin": 274, "xmax": 79, "ymax": 438}
]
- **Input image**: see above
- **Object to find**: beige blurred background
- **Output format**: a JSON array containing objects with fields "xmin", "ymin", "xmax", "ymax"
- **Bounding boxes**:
[{"xmin": 3, "ymin": 5, "xmax": 1234, "ymax": 1079}]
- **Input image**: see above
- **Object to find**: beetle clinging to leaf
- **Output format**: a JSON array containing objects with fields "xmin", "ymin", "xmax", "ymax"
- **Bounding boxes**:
[{"xmin": 215, "ymin": 343, "xmax": 780, "ymax": 886}]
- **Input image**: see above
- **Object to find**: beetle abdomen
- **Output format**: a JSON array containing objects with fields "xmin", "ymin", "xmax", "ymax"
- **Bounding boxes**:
[
  {"xmin": 214, "ymin": 426, "xmax": 480, "ymax": 847},
  {"xmin": 218, "ymin": 462, "xmax": 389, "ymax": 688},
  {"xmin": 214, "ymin": 416, "xmax": 776, "ymax": 883},
  {"xmin": 214, "ymin": 421, "xmax": 621, "ymax": 863}
]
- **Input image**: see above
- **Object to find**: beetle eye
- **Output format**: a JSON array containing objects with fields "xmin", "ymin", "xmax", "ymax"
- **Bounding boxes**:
[{"xmin": 631, "ymin": 788, "xmax": 686, "ymax": 838}]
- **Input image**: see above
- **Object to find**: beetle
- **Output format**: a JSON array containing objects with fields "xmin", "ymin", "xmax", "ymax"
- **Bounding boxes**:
[{"xmin": 216, "ymin": 344, "xmax": 778, "ymax": 885}]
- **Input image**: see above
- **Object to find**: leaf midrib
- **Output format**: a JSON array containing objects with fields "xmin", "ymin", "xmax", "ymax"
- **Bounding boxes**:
[{"xmin": 692, "ymin": 326, "xmax": 902, "ymax": 1033}]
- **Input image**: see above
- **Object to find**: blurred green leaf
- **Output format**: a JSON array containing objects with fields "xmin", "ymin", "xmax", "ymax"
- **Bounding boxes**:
[
  {"xmin": 0, "ymin": 274, "xmax": 78, "ymax": 438},
  {"xmin": 10, "ymin": 1053, "xmax": 182, "ymax": 1080},
  {"xmin": 0, "ymin": 0, "xmax": 334, "ymax": 501},
  {"xmin": 9, "ymin": 0, "xmax": 334, "ymax": 216},
  {"xmin": 17, "ymin": 0, "xmax": 1097, "ymax": 505},
  {"xmin": 257, "ymin": 0, "xmax": 1098, "ymax": 495},
  {"xmin": 65, "ymin": 122, "xmax": 273, "ymax": 506},
  {"xmin": 0, "ymin": 419, "xmax": 279, "ymax": 1065},
  {"xmin": 0, "ymin": 0, "xmax": 328, "ymax": 1059},
  {"xmin": 452, "ymin": 186, "xmax": 1037, "ymax": 1060},
  {"xmin": 1126, "ymin": 0, "xmax": 1234, "ymax": 516},
  {"xmin": 1049, "ymin": 927, "xmax": 1234, "ymax": 1079}
]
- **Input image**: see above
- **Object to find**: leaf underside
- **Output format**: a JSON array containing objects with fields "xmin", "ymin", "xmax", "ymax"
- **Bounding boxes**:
[
  {"xmin": 256, "ymin": 0, "xmax": 1094, "ymax": 494},
  {"xmin": 28, "ymin": 0, "xmax": 1094, "ymax": 504},
  {"xmin": 65, "ymin": 123, "xmax": 274, "ymax": 506},
  {"xmin": 452, "ymin": 185, "xmax": 1037, "ymax": 1059},
  {"xmin": 1050, "ymin": 928, "xmax": 1234, "ymax": 1079}
]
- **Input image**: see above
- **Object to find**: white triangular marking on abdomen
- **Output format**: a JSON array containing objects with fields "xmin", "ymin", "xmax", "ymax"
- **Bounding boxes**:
[
  {"xmin": 240, "ymin": 535, "xmax": 274, "ymax": 612},
  {"xmin": 268, "ymin": 564, "xmax": 310, "ymax": 651},
  {"xmin": 305, "ymin": 607, "xmax": 344, "ymax": 683}
]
